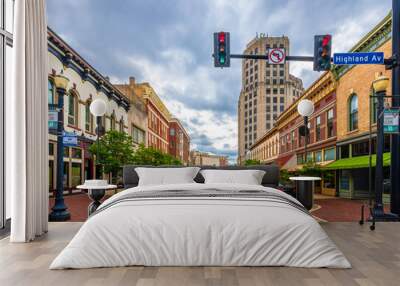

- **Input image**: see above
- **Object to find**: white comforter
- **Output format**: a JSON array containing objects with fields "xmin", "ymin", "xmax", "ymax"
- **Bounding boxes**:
[{"xmin": 50, "ymin": 183, "xmax": 351, "ymax": 269}]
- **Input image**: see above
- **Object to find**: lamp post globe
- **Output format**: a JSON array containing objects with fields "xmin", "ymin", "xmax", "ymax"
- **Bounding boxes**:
[
  {"xmin": 372, "ymin": 74, "xmax": 389, "ymax": 93},
  {"xmin": 297, "ymin": 99, "xmax": 314, "ymax": 117},
  {"xmin": 90, "ymin": 99, "xmax": 107, "ymax": 117}
]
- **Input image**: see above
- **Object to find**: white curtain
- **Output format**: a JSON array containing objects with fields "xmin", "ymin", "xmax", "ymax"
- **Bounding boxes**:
[{"xmin": 7, "ymin": 0, "xmax": 48, "ymax": 242}]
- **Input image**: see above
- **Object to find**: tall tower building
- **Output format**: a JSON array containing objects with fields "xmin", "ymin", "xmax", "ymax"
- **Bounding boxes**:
[{"xmin": 237, "ymin": 35, "xmax": 304, "ymax": 164}]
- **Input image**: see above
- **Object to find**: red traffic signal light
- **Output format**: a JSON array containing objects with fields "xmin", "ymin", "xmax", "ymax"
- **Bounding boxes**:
[
  {"xmin": 214, "ymin": 32, "xmax": 230, "ymax": 68},
  {"xmin": 314, "ymin": 34, "xmax": 332, "ymax": 71}
]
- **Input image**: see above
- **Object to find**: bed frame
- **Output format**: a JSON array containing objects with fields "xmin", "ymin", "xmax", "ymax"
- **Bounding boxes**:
[{"xmin": 122, "ymin": 165, "xmax": 280, "ymax": 189}]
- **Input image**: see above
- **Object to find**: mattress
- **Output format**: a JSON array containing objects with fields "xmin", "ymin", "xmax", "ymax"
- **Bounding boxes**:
[{"xmin": 50, "ymin": 183, "xmax": 351, "ymax": 269}]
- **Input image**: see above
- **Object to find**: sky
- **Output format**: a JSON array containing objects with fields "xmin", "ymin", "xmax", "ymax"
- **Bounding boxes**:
[{"xmin": 47, "ymin": 0, "xmax": 392, "ymax": 163}]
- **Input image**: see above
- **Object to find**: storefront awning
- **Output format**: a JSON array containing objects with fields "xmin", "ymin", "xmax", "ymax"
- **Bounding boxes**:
[{"xmin": 323, "ymin": 153, "xmax": 391, "ymax": 170}]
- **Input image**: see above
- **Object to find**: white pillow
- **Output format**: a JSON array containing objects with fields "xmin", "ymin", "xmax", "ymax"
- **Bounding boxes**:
[
  {"xmin": 135, "ymin": 167, "xmax": 200, "ymax": 186},
  {"xmin": 200, "ymin": 169, "xmax": 265, "ymax": 185}
]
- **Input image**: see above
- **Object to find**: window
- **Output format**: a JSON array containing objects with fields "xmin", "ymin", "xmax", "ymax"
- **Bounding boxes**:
[
  {"xmin": 71, "ymin": 148, "xmax": 82, "ymax": 159},
  {"xmin": 279, "ymin": 105, "xmax": 284, "ymax": 112},
  {"xmin": 280, "ymin": 88, "xmax": 284, "ymax": 94},
  {"xmin": 327, "ymin": 108, "xmax": 334, "ymax": 138},
  {"xmin": 349, "ymin": 94, "xmax": 358, "ymax": 131},
  {"xmin": 85, "ymin": 102, "xmax": 94, "ymax": 133},
  {"xmin": 132, "ymin": 125, "xmax": 145, "ymax": 144},
  {"xmin": 316, "ymin": 115, "xmax": 321, "ymax": 141},
  {"xmin": 119, "ymin": 119, "xmax": 124, "ymax": 132},
  {"xmin": 110, "ymin": 113, "xmax": 116, "ymax": 130},
  {"xmin": 273, "ymin": 97, "xmax": 277, "ymax": 103},
  {"xmin": 315, "ymin": 151, "xmax": 322, "ymax": 162},
  {"xmin": 324, "ymin": 148, "xmax": 335, "ymax": 161},
  {"xmin": 273, "ymin": 88, "xmax": 278, "ymax": 95},
  {"xmin": 170, "ymin": 128, "xmax": 175, "ymax": 136},
  {"xmin": 68, "ymin": 91, "xmax": 78, "ymax": 126},
  {"xmin": 280, "ymin": 97, "xmax": 284, "ymax": 103},
  {"xmin": 48, "ymin": 80, "xmax": 56, "ymax": 105}
]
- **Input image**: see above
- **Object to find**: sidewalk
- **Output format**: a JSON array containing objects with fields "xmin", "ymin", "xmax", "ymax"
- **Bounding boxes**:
[{"xmin": 50, "ymin": 193, "xmax": 390, "ymax": 222}]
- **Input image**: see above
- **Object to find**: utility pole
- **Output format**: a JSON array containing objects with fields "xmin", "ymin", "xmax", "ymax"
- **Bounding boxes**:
[{"xmin": 391, "ymin": 0, "xmax": 400, "ymax": 215}]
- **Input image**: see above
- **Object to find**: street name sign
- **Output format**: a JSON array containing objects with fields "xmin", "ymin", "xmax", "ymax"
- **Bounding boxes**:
[
  {"xmin": 63, "ymin": 131, "xmax": 78, "ymax": 147},
  {"xmin": 384, "ymin": 108, "xmax": 400, "ymax": 134},
  {"xmin": 267, "ymin": 48, "xmax": 285, "ymax": 64},
  {"xmin": 333, "ymin": 52, "xmax": 384, "ymax": 65}
]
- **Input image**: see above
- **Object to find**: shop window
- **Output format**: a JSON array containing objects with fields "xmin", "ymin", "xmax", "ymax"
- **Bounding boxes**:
[
  {"xmin": 315, "ymin": 151, "xmax": 322, "ymax": 162},
  {"xmin": 349, "ymin": 94, "xmax": 358, "ymax": 131},
  {"xmin": 352, "ymin": 141, "xmax": 370, "ymax": 157},
  {"xmin": 327, "ymin": 108, "xmax": 334, "ymax": 138},
  {"xmin": 68, "ymin": 91, "xmax": 79, "ymax": 126},
  {"xmin": 324, "ymin": 148, "xmax": 335, "ymax": 161},
  {"xmin": 306, "ymin": 152, "xmax": 313, "ymax": 162},
  {"xmin": 71, "ymin": 162, "xmax": 82, "ymax": 187},
  {"xmin": 63, "ymin": 147, "xmax": 70, "ymax": 158},
  {"xmin": 297, "ymin": 154, "xmax": 304, "ymax": 165},
  {"xmin": 71, "ymin": 148, "xmax": 82, "ymax": 159}
]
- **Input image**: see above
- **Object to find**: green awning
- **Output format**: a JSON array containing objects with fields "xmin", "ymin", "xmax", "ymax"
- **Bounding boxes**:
[{"xmin": 323, "ymin": 153, "xmax": 391, "ymax": 170}]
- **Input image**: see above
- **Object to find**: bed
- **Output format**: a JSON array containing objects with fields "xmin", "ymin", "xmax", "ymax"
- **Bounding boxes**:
[{"xmin": 50, "ymin": 165, "xmax": 351, "ymax": 269}]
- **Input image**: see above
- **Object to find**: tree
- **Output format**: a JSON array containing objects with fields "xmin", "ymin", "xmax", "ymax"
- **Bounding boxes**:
[
  {"xmin": 132, "ymin": 144, "xmax": 182, "ymax": 166},
  {"xmin": 89, "ymin": 130, "xmax": 135, "ymax": 183}
]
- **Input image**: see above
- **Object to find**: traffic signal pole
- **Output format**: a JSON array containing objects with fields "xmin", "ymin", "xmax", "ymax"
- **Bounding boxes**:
[{"xmin": 229, "ymin": 54, "xmax": 315, "ymax": 62}]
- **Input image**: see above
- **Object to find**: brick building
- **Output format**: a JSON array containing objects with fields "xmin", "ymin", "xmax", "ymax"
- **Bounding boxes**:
[
  {"xmin": 169, "ymin": 118, "xmax": 190, "ymax": 165},
  {"xmin": 116, "ymin": 77, "xmax": 171, "ymax": 153},
  {"xmin": 326, "ymin": 13, "xmax": 392, "ymax": 200}
]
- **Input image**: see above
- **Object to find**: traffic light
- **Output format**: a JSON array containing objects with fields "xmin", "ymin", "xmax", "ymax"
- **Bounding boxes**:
[
  {"xmin": 314, "ymin": 34, "xmax": 332, "ymax": 71},
  {"xmin": 213, "ymin": 32, "xmax": 230, "ymax": 68}
]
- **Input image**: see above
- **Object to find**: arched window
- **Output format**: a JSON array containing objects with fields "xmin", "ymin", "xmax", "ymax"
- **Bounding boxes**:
[
  {"xmin": 68, "ymin": 91, "xmax": 79, "ymax": 126},
  {"xmin": 110, "ymin": 112, "xmax": 116, "ymax": 130},
  {"xmin": 119, "ymin": 118, "xmax": 124, "ymax": 132},
  {"xmin": 349, "ymin": 94, "xmax": 358, "ymax": 131},
  {"xmin": 48, "ymin": 80, "xmax": 55, "ymax": 105},
  {"xmin": 85, "ymin": 101, "xmax": 94, "ymax": 133}
]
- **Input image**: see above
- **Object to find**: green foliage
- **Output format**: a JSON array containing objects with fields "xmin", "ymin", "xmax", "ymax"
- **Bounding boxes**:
[
  {"xmin": 244, "ymin": 159, "xmax": 261, "ymax": 166},
  {"xmin": 297, "ymin": 161, "xmax": 323, "ymax": 177},
  {"xmin": 132, "ymin": 144, "xmax": 182, "ymax": 166},
  {"xmin": 279, "ymin": 168, "xmax": 292, "ymax": 185},
  {"xmin": 89, "ymin": 130, "xmax": 135, "ymax": 181}
]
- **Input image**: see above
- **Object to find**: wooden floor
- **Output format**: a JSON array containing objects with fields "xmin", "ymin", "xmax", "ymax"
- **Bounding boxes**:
[{"xmin": 0, "ymin": 222, "xmax": 399, "ymax": 286}]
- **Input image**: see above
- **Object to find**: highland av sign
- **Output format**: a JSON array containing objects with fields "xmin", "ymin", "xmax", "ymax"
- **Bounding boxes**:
[{"xmin": 333, "ymin": 52, "xmax": 384, "ymax": 65}]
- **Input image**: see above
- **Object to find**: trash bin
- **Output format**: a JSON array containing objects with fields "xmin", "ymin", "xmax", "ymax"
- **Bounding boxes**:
[
  {"xmin": 296, "ymin": 181, "xmax": 314, "ymax": 210},
  {"xmin": 289, "ymin": 177, "xmax": 321, "ymax": 210}
]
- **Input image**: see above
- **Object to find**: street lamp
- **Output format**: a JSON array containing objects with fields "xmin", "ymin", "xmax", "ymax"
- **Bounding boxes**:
[
  {"xmin": 90, "ymin": 99, "xmax": 107, "ymax": 178},
  {"xmin": 297, "ymin": 99, "xmax": 314, "ymax": 163},
  {"xmin": 371, "ymin": 74, "xmax": 398, "ymax": 221},
  {"xmin": 49, "ymin": 72, "xmax": 71, "ymax": 221}
]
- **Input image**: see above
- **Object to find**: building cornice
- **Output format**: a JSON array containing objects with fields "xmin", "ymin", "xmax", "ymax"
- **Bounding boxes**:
[{"xmin": 47, "ymin": 27, "xmax": 130, "ymax": 111}]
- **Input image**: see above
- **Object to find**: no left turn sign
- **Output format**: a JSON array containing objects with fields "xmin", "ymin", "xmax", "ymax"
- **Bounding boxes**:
[{"xmin": 268, "ymin": 48, "xmax": 286, "ymax": 64}]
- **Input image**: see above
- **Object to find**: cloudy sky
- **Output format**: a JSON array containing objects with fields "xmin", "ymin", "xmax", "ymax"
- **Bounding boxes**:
[{"xmin": 47, "ymin": 0, "xmax": 392, "ymax": 163}]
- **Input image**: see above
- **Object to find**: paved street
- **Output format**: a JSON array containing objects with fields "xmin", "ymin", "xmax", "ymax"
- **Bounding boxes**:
[{"xmin": 50, "ymin": 192, "xmax": 390, "ymax": 223}]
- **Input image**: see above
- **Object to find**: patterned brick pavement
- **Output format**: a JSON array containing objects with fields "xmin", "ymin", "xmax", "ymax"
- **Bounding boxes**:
[{"xmin": 50, "ymin": 192, "xmax": 390, "ymax": 222}]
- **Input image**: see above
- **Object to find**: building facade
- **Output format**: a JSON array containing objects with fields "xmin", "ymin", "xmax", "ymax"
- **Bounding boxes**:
[
  {"xmin": 190, "ymin": 151, "xmax": 228, "ymax": 167},
  {"xmin": 117, "ymin": 78, "xmax": 171, "ymax": 154},
  {"xmin": 169, "ymin": 118, "xmax": 190, "ymax": 165},
  {"xmin": 47, "ymin": 28, "xmax": 130, "ymax": 192},
  {"xmin": 250, "ymin": 71, "xmax": 337, "ymax": 195},
  {"xmin": 330, "ymin": 13, "xmax": 392, "ymax": 200},
  {"xmin": 249, "ymin": 127, "xmax": 279, "ymax": 164},
  {"xmin": 115, "ymin": 77, "xmax": 148, "ymax": 148},
  {"xmin": 238, "ymin": 35, "xmax": 304, "ymax": 164}
]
